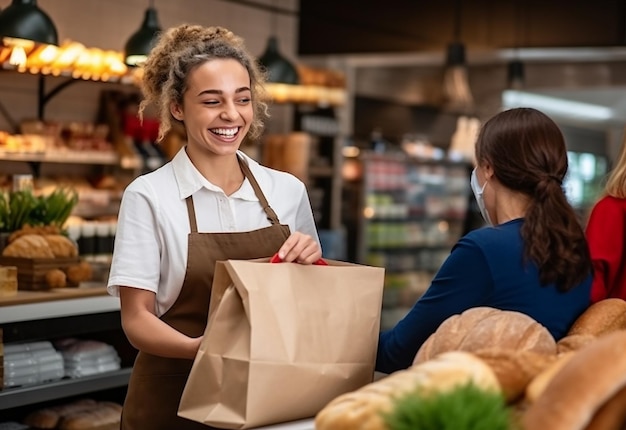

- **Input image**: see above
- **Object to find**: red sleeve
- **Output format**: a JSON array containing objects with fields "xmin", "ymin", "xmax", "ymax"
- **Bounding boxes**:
[{"xmin": 585, "ymin": 197, "xmax": 625, "ymax": 302}]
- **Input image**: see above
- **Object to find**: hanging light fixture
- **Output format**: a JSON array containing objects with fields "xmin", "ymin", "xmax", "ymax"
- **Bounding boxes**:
[
  {"xmin": 258, "ymin": 1, "xmax": 299, "ymax": 85},
  {"xmin": 0, "ymin": 0, "xmax": 58, "ymax": 46},
  {"xmin": 507, "ymin": 0, "xmax": 526, "ymax": 89},
  {"xmin": 258, "ymin": 36, "xmax": 299, "ymax": 84},
  {"xmin": 124, "ymin": 0, "xmax": 161, "ymax": 66},
  {"xmin": 442, "ymin": 0, "xmax": 474, "ymax": 113}
]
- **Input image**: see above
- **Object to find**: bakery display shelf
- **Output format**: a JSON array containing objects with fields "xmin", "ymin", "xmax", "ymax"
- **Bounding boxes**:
[
  {"xmin": 0, "ymin": 287, "xmax": 119, "ymax": 324},
  {"xmin": 0, "ymin": 368, "xmax": 132, "ymax": 410},
  {"xmin": 0, "ymin": 150, "xmax": 119, "ymax": 165}
]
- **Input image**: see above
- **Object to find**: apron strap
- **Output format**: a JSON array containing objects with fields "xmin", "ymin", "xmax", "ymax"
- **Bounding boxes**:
[
  {"xmin": 185, "ymin": 196, "xmax": 198, "ymax": 233},
  {"xmin": 238, "ymin": 156, "xmax": 281, "ymax": 225}
]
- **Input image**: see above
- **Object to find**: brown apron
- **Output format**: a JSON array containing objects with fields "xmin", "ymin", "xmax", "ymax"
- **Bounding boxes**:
[{"xmin": 121, "ymin": 158, "xmax": 291, "ymax": 429}]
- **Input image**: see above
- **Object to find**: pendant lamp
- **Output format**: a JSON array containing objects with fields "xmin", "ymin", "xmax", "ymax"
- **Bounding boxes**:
[
  {"xmin": 507, "ymin": 59, "xmax": 525, "ymax": 90},
  {"xmin": 258, "ymin": 36, "xmax": 299, "ymax": 85},
  {"xmin": 0, "ymin": 0, "xmax": 58, "ymax": 46},
  {"xmin": 507, "ymin": 0, "xmax": 526, "ymax": 89},
  {"xmin": 124, "ymin": 0, "xmax": 161, "ymax": 66},
  {"xmin": 442, "ymin": 0, "xmax": 474, "ymax": 113}
]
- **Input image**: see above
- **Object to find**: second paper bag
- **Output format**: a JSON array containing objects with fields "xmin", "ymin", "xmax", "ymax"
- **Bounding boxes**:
[{"xmin": 178, "ymin": 258, "xmax": 384, "ymax": 429}]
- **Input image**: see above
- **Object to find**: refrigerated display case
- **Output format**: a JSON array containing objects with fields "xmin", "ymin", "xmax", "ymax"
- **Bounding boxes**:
[{"xmin": 355, "ymin": 151, "xmax": 472, "ymax": 329}]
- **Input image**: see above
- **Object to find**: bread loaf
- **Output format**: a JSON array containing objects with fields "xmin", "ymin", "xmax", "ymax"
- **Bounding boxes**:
[
  {"xmin": 2, "ymin": 234, "xmax": 54, "ymax": 258},
  {"xmin": 43, "ymin": 234, "xmax": 78, "ymax": 258},
  {"xmin": 315, "ymin": 351, "xmax": 500, "ymax": 430},
  {"xmin": 524, "ymin": 351, "xmax": 575, "ymax": 404},
  {"xmin": 23, "ymin": 399, "xmax": 98, "ymax": 428},
  {"xmin": 585, "ymin": 384, "xmax": 626, "ymax": 430},
  {"xmin": 567, "ymin": 298, "xmax": 626, "ymax": 337},
  {"xmin": 556, "ymin": 333, "xmax": 596, "ymax": 354},
  {"xmin": 472, "ymin": 347, "xmax": 557, "ymax": 403},
  {"xmin": 522, "ymin": 330, "xmax": 626, "ymax": 430},
  {"xmin": 414, "ymin": 307, "xmax": 556, "ymax": 365},
  {"xmin": 59, "ymin": 401, "xmax": 122, "ymax": 430}
]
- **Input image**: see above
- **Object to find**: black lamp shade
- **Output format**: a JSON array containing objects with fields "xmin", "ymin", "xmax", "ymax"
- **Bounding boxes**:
[
  {"xmin": 124, "ymin": 7, "xmax": 161, "ymax": 66},
  {"xmin": 446, "ymin": 42, "xmax": 466, "ymax": 66},
  {"xmin": 258, "ymin": 36, "xmax": 299, "ymax": 85},
  {"xmin": 0, "ymin": 0, "xmax": 58, "ymax": 46},
  {"xmin": 507, "ymin": 59, "xmax": 525, "ymax": 87}
]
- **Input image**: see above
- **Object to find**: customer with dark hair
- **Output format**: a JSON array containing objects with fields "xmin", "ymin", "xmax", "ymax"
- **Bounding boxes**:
[
  {"xmin": 586, "ymin": 132, "xmax": 626, "ymax": 303},
  {"xmin": 376, "ymin": 107, "xmax": 592, "ymax": 374}
]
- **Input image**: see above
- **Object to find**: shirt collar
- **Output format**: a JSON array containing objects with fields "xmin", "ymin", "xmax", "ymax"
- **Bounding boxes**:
[{"xmin": 172, "ymin": 147, "xmax": 259, "ymax": 202}]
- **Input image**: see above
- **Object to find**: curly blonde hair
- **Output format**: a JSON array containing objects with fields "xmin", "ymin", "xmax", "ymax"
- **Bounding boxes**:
[{"xmin": 138, "ymin": 24, "xmax": 269, "ymax": 142}]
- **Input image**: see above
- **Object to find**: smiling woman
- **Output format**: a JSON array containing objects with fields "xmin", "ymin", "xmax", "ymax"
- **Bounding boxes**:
[{"xmin": 106, "ymin": 24, "xmax": 323, "ymax": 430}]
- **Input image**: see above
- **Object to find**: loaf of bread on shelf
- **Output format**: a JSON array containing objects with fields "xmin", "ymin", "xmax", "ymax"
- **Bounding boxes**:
[
  {"xmin": 2, "ymin": 234, "xmax": 55, "ymax": 258},
  {"xmin": 522, "ymin": 330, "xmax": 626, "ymax": 430},
  {"xmin": 414, "ymin": 307, "xmax": 557, "ymax": 365},
  {"xmin": 567, "ymin": 298, "xmax": 626, "ymax": 337},
  {"xmin": 59, "ymin": 401, "xmax": 122, "ymax": 430},
  {"xmin": 315, "ymin": 351, "xmax": 500, "ymax": 430},
  {"xmin": 43, "ymin": 234, "xmax": 78, "ymax": 258},
  {"xmin": 472, "ymin": 347, "xmax": 557, "ymax": 403},
  {"xmin": 23, "ymin": 399, "xmax": 98, "ymax": 429},
  {"xmin": 7, "ymin": 224, "xmax": 61, "ymax": 243}
]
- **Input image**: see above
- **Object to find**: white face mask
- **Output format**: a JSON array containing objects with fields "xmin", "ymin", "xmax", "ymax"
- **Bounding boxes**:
[{"xmin": 471, "ymin": 168, "xmax": 493, "ymax": 226}]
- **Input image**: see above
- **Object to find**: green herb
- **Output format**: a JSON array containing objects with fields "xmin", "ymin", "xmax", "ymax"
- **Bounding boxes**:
[
  {"xmin": 0, "ymin": 187, "xmax": 78, "ymax": 233},
  {"xmin": 383, "ymin": 383, "xmax": 513, "ymax": 430}
]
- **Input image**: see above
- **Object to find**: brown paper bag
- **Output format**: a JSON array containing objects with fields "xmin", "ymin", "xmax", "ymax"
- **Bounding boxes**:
[{"xmin": 178, "ymin": 258, "xmax": 385, "ymax": 429}]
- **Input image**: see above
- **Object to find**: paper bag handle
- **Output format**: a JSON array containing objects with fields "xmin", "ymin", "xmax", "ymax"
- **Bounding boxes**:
[{"xmin": 270, "ymin": 253, "xmax": 328, "ymax": 265}]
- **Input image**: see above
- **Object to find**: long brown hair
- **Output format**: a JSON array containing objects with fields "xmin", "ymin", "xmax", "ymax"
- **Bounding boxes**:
[{"xmin": 475, "ymin": 107, "xmax": 591, "ymax": 291}]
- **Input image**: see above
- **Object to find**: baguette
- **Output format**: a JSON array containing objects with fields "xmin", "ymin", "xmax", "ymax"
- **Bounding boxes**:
[
  {"xmin": 315, "ymin": 351, "xmax": 500, "ymax": 430},
  {"xmin": 522, "ymin": 330, "xmax": 626, "ymax": 430},
  {"xmin": 567, "ymin": 298, "xmax": 626, "ymax": 337}
]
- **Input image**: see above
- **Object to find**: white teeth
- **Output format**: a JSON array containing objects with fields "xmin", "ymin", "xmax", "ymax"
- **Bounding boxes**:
[{"xmin": 212, "ymin": 128, "xmax": 238, "ymax": 137}]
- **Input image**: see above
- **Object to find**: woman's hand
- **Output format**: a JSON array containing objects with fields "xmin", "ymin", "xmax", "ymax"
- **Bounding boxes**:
[{"xmin": 277, "ymin": 232, "xmax": 322, "ymax": 264}]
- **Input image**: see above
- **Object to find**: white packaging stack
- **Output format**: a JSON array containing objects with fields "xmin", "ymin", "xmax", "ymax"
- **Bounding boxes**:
[
  {"xmin": 3, "ymin": 341, "xmax": 64, "ymax": 388},
  {"xmin": 54, "ymin": 339, "xmax": 121, "ymax": 378}
]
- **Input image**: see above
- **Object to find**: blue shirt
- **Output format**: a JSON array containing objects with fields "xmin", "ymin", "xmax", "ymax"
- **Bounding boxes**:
[{"xmin": 375, "ymin": 218, "xmax": 592, "ymax": 374}]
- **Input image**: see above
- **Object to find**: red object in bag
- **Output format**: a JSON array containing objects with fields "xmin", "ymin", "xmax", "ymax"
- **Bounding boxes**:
[{"xmin": 270, "ymin": 253, "xmax": 328, "ymax": 265}]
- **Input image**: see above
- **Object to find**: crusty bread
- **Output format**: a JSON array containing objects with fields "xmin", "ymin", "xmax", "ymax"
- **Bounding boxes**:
[
  {"xmin": 524, "ymin": 351, "xmax": 576, "ymax": 404},
  {"xmin": 43, "ymin": 234, "xmax": 78, "ymax": 258},
  {"xmin": 315, "ymin": 351, "xmax": 500, "ymax": 430},
  {"xmin": 522, "ymin": 330, "xmax": 626, "ymax": 430},
  {"xmin": 23, "ymin": 399, "xmax": 98, "ymax": 428},
  {"xmin": 59, "ymin": 402, "xmax": 122, "ymax": 430},
  {"xmin": 472, "ymin": 347, "xmax": 557, "ymax": 403},
  {"xmin": 567, "ymin": 298, "xmax": 626, "ymax": 337},
  {"xmin": 585, "ymin": 384, "xmax": 626, "ymax": 430},
  {"xmin": 414, "ymin": 307, "xmax": 557, "ymax": 365},
  {"xmin": 556, "ymin": 333, "xmax": 596, "ymax": 354},
  {"xmin": 2, "ymin": 234, "xmax": 54, "ymax": 258}
]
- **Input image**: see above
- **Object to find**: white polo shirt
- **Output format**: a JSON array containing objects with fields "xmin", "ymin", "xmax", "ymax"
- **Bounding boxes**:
[{"xmin": 107, "ymin": 148, "xmax": 320, "ymax": 316}]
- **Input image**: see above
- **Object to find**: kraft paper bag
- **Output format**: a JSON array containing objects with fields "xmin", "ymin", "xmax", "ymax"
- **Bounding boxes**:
[{"xmin": 178, "ymin": 257, "xmax": 385, "ymax": 429}]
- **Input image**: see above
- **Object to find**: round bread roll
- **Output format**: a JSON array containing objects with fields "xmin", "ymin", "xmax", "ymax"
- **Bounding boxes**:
[
  {"xmin": 523, "ymin": 330, "xmax": 626, "ymax": 430},
  {"xmin": 315, "ymin": 351, "xmax": 500, "ymax": 430},
  {"xmin": 414, "ymin": 307, "xmax": 557, "ymax": 365},
  {"xmin": 567, "ymin": 298, "xmax": 626, "ymax": 337}
]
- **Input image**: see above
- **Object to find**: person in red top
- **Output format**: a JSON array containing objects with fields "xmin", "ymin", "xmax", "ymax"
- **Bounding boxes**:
[{"xmin": 586, "ymin": 134, "xmax": 626, "ymax": 302}]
